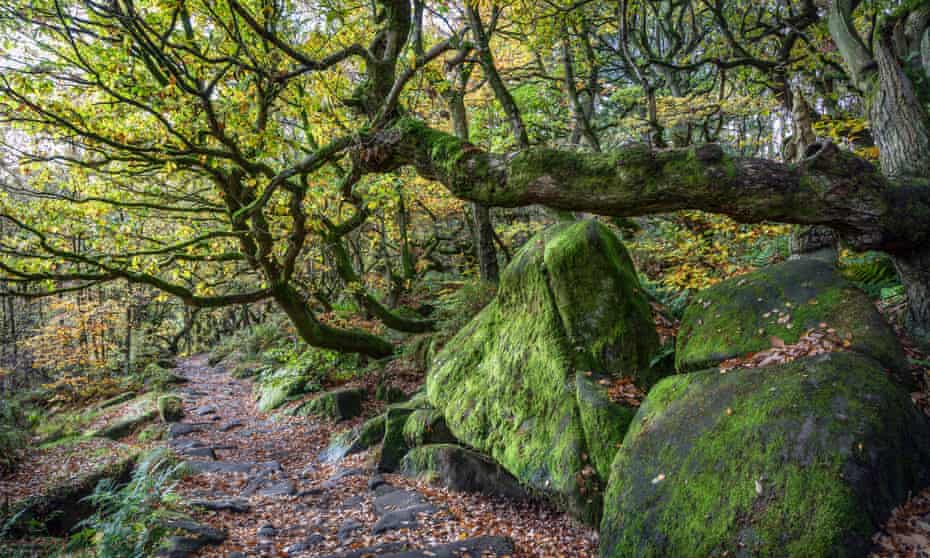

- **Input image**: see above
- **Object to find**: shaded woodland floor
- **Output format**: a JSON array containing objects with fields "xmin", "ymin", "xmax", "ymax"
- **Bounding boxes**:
[{"xmin": 164, "ymin": 354, "xmax": 598, "ymax": 557}]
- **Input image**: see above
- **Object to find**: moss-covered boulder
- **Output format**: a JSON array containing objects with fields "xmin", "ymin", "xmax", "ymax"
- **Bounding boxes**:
[
  {"xmin": 291, "ymin": 387, "xmax": 364, "ymax": 421},
  {"xmin": 157, "ymin": 395, "xmax": 184, "ymax": 423},
  {"xmin": 94, "ymin": 410, "xmax": 157, "ymax": 440},
  {"xmin": 377, "ymin": 406, "xmax": 415, "ymax": 472},
  {"xmin": 255, "ymin": 368, "xmax": 316, "ymax": 412},
  {"xmin": 599, "ymin": 352, "xmax": 930, "ymax": 558},
  {"xmin": 401, "ymin": 444, "xmax": 529, "ymax": 501},
  {"xmin": 403, "ymin": 408, "xmax": 457, "ymax": 447},
  {"xmin": 676, "ymin": 258, "xmax": 908, "ymax": 379},
  {"xmin": 319, "ymin": 414, "xmax": 386, "ymax": 463},
  {"xmin": 427, "ymin": 220, "xmax": 660, "ymax": 522}
]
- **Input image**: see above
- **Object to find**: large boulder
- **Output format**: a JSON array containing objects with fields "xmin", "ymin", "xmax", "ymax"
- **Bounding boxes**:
[
  {"xmin": 676, "ymin": 258, "xmax": 908, "ymax": 378},
  {"xmin": 427, "ymin": 220, "xmax": 659, "ymax": 522},
  {"xmin": 255, "ymin": 368, "xmax": 316, "ymax": 412},
  {"xmin": 290, "ymin": 387, "xmax": 365, "ymax": 421},
  {"xmin": 600, "ymin": 352, "xmax": 930, "ymax": 558},
  {"xmin": 401, "ymin": 444, "xmax": 530, "ymax": 501}
]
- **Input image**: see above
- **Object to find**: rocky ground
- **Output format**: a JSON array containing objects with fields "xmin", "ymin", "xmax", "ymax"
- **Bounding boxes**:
[{"xmin": 163, "ymin": 354, "xmax": 598, "ymax": 558}]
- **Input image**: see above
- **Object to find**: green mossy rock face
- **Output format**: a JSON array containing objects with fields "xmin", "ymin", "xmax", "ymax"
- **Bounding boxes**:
[
  {"xmin": 600, "ymin": 352, "xmax": 930, "ymax": 558},
  {"xmin": 292, "ymin": 387, "xmax": 365, "ymax": 421},
  {"xmin": 378, "ymin": 406, "xmax": 414, "ymax": 472},
  {"xmin": 401, "ymin": 444, "xmax": 529, "ymax": 501},
  {"xmin": 676, "ymin": 258, "xmax": 908, "ymax": 379},
  {"xmin": 256, "ymin": 368, "xmax": 313, "ymax": 412},
  {"xmin": 427, "ymin": 220, "xmax": 659, "ymax": 522},
  {"xmin": 403, "ymin": 408, "xmax": 457, "ymax": 447},
  {"xmin": 157, "ymin": 395, "xmax": 184, "ymax": 423}
]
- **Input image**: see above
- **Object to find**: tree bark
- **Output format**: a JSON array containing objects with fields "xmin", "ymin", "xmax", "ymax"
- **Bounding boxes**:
[
  {"xmin": 471, "ymin": 204, "xmax": 500, "ymax": 282},
  {"xmin": 271, "ymin": 283, "xmax": 394, "ymax": 358}
]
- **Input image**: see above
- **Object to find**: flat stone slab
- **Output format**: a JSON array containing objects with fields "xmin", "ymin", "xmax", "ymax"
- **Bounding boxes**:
[
  {"xmin": 373, "ymin": 489, "xmax": 428, "ymax": 516},
  {"xmin": 388, "ymin": 536, "xmax": 516, "ymax": 558},
  {"xmin": 163, "ymin": 519, "xmax": 227, "ymax": 544},
  {"xmin": 258, "ymin": 480, "xmax": 296, "ymax": 498},
  {"xmin": 372, "ymin": 503, "xmax": 440, "ymax": 535},
  {"xmin": 184, "ymin": 460, "xmax": 281, "ymax": 475},
  {"xmin": 318, "ymin": 541, "xmax": 412, "ymax": 558},
  {"xmin": 193, "ymin": 405, "xmax": 217, "ymax": 416},
  {"xmin": 168, "ymin": 423, "xmax": 199, "ymax": 438},
  {"xmin": 187, "ymin": 498, "xmax": 250, "ymax": 513},
  {"xmin": 219, "ymin": 419, "xmax": 244, "ymax": 432}
]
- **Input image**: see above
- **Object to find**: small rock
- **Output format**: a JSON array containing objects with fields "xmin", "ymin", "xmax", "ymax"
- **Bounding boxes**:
[
  {"xmin": 188, "ymin": 498, "xmax": 250, "ymax": 513},
  {"xmin": 371, "ymin": 503, "xmax": 439, "ymax": 535},
  {"xmin": 163, "ymin": 520, "xmax": 227, "ymax": 544},
  {"xmin": 285, "ymin": 533, "xmax": 324, "ymax": 555},
  {"xmin": 257, "ymin": 524, "xmax": 277, "ymax": 538},
  {"xmin": 168, "ymin": 423, "xmax": 198, "ymax": 438},
  {"xmin": 181, "ymin": 446, "xmax": 216, "ymax": 459},
  {"xmin": 258, "ymin": 480, "xmax": 296, "ymax": 498},
  {"xmin": 337, "ymin": 518, "xmax": 363, "ymax": 543},
  {"xmin": 367, "ymin": 474, "xmax": 387, "ymax": 491},
  {"xmin": 322, "ymin": 467, "xmax": 364, "ymax": 488},
  {"xmin": 193, "ymin": 405, "xmax": 217, "ymax": 416},
  {"xmin": 373, "ymin": 489, "xmax": 427, "ymax": 516},
  {"xmin": 219, "ymin": 419, "xmax": 244, "ymax": 432}
]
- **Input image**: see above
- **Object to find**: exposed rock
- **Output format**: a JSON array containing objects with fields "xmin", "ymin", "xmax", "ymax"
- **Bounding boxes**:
[
  {"xmin": 188, "ymin": 497, "xmax": 251, "ymax": 513},
  {"xmin": 337, "ymin": 518, "xmax": 364, "ymax": 543},
  {"xmin": 373, "ymin": 489, "xmax": 428, "ymax": 516},
  {"xmin": 291, "ymin": 387, "xmax": 365, "ymax": 421},
  {"xmin": 319, "ymin": 415, "xmax": 385, "ymax": 463},
  {"xmin": 193, "ymin": 405, "xmax": 217, "ymax": 416},
  {"xmin": 600, "ymin": 352, "xmax": 930, "ymax": 558},
  {"xmin": 157, "ymin": 395, "xmax": 185, "ymax": 423},
  {"xmin": 285, "ymin": 533, "xmax": 325, "ymax": 555},
  {"xmin": 676, "ymin": 258, "xmax": 909, "ymax": 380},
  {"xmin": 163, "ymin": 519, "xmax": 227, "ymax": 545},
  {"xmin": 317, "ymin": 542, "xmax": 412, "ymax": 558},
  {"xmin": 168, "ymin": 423, "xmax": 199, "ymax": 438},
  {"xmin": 400, "ymin": 444, "xmax": 529, "ymax": 501},
  {"xmin": 372, "ymin": 503, "xmax": 441, "ymax": 535},
  {"xmin": 428, "ymin": 220, "xmax": 659, "ymax": 522},
  {"xmin": 257, "ymin": 524, "xmax": 277, "ymax": 538},
  {"xmin": 401, "ymin": 536, "xmax": 516, "ymax": 558},
  {"xmin": 219, "ymin": 419, "xmax": 244, "ymax": 432}
]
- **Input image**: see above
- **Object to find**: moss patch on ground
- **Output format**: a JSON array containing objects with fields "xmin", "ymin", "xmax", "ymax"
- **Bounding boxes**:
[
  {"xmin": 600, "ymin": 352, "xmax": 930, "ymax": 558},
  {"xmin": 427, "ymin": 220, "xmax": 659, "ymax": 523}
]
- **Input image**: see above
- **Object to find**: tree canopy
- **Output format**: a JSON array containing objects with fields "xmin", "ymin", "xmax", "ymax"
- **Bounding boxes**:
[{"xmin": 0, "ymin": 0, "xmax": 928, "ymax": 355}]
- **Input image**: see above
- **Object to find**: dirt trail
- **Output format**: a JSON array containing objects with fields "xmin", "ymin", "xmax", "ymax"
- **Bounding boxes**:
[{"xmin": 166, "ymin": 355, "xmax": 598, "ymax": 557}]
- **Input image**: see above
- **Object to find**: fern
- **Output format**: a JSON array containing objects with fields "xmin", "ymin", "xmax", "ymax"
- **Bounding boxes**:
[{"xmin": 68, "ymin": 449, "xmax": 184, "ymax": 558}]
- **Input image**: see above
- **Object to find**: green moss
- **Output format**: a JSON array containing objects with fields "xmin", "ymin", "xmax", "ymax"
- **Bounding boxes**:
[
  {"xmin": 403, "ymin": 408, "xmax": 456, "ymax": 447},
  {"xmin": 676, "ymin": 259, "xmax": 908, "ymax": 380},
  {"xmin": 291, "ymin": 387, "xmax": 364, "ymax": 421},
  {"xmin": 255, "ymin": 367, "xmax": 317, "ymax": 412},
  {"xmin": 600, "ymin": 352, "xmax": 930, "ymax": 557},
  {"xmin": 378, "ymin": 406, "xmax": 414, "ymax": 472},
  {"xmin": 575, "ymin": 373, "xmax": 637, "ymax": 481},
  {"xmin": 428, "ymin": 220, "xmax": 660, "ymax": 523},
  {"xmin": 156, "ymin": 395, "xmax": 183, "ymax": 423}
]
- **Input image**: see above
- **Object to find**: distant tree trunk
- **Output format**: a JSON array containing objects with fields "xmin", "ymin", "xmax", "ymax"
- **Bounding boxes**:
[
  {"xmin": 447, "ymin": 60, "xmax": 499, "ymax": 282},
  {"xmin": 123, "ymin": 301, "xmax": 132, "ymax": 375}
]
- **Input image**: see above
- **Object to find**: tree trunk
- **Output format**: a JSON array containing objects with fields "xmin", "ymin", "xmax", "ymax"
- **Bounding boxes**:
[
  {"xmin": 271, "ymin": 283, "xmax": 394, "ymax": 358},
  {"xmin": 446, "ymin": 62, "xmax": 500, "ymax": 283},
  {"xmin": 471, "ymin": 204, "xmax": 499, "ymax": 282},
  {"xmin": 893, "ymin": 247, "xmax": 930, "ymax": 348}
]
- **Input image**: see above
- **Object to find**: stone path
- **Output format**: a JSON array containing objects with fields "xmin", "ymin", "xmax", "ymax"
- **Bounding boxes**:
[{"xmin": 159, "ymin": 355, "xmax": 597, "ymax": 557}]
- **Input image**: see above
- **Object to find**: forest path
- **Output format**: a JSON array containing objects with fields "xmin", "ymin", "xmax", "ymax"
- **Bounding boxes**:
[{"xmin": 163, "ymin": 355, "xmax": 597, "ymax": 558}]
